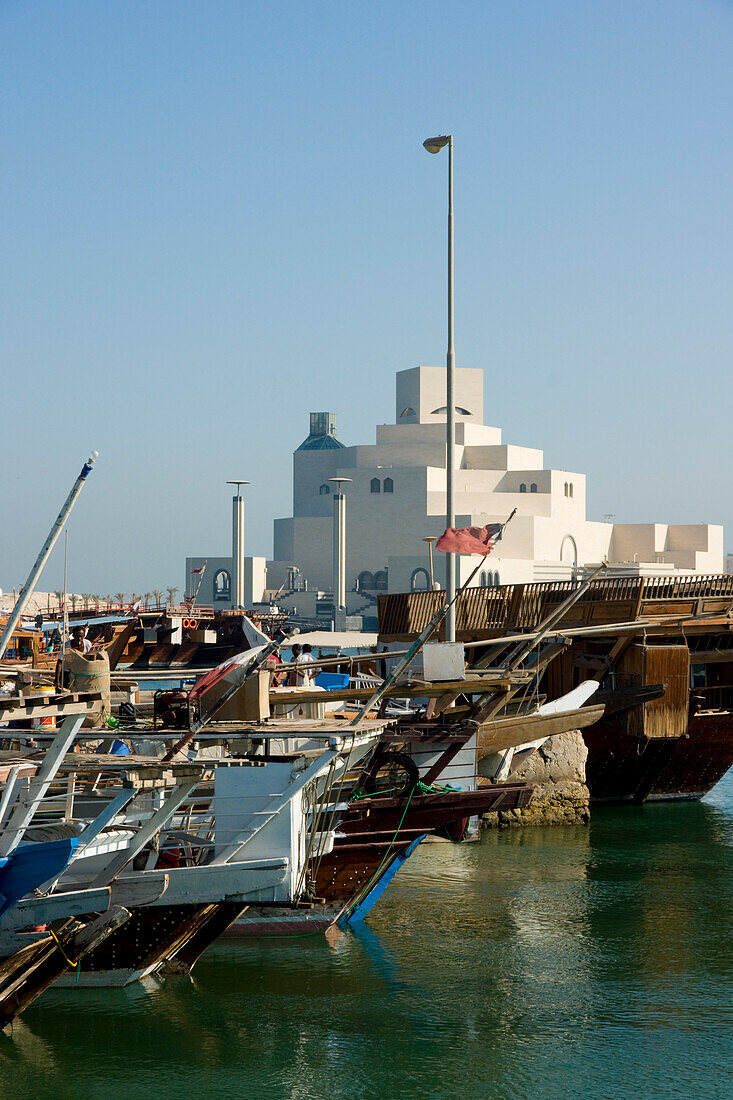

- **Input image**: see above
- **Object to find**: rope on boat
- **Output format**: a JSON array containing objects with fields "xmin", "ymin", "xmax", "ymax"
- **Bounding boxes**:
[
  {"xmin": 49, "ymin": 927, "xmax": 79, "ymax": 969},
  {"xmin": 350, "ymin": 779, "xmax": 458, "ymax": 801},
  {"xmin": 309, "ymin": 732, "xmax": 358, "ymax": 887},
  {"xmin": 340, "ymin": 785, "xmax": 418, "ymax": 921}
]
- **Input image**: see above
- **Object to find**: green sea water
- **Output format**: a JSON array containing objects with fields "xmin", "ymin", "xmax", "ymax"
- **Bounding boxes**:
[{"xmin": 1, "ymin": 773, "xmax": 731, "ymax": 1100}]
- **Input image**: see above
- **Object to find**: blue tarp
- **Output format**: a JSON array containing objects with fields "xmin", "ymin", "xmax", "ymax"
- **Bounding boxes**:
[
  {"xmin": 33, "ymin": 615, "xmax": 134, "ymax": 633},
  {"xmin": 0, "ymin": 838, "xmax": 79, "ymax": 919},
  {"xmin": 314, "ymin": 673, "xmax": 351, "ymax": 690}
]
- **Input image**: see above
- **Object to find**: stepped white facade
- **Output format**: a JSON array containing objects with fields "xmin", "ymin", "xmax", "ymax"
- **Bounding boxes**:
[
  {"xmin": 268, "ymin": 365, "xmax": 723, "ymax": 605},
  {"xmin": 187, "ymin": 365, "xmax": 723, "ymax": 613}
]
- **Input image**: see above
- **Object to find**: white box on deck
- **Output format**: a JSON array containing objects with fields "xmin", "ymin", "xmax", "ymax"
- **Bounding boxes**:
[{"xmin": 423, "ymin": 642, "xmax": 465, "ymax": 682}]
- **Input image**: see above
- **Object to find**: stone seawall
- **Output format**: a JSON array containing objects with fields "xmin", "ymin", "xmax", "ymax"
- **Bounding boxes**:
[{"xmin": 481, "ymin": 730, "xmax": 590, "ymax": 828}]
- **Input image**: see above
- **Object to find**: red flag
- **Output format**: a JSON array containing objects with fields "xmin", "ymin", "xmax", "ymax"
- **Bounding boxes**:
[
  {"xmin": 435, "ymin": 523, "xmax": 502, "ymax": 556},
  {"xmin": 190, "ymin": 566, "xmax": 204, "ymax": 574}
]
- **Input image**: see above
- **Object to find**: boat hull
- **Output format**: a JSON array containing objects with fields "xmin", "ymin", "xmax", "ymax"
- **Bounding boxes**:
[
  {"xmin": 63, "ymin": 900, "xmax": 245, "ymax": 986},
  {"xmin": 584, "ymin": 712, "xmax": 733, "ymax": 803}
]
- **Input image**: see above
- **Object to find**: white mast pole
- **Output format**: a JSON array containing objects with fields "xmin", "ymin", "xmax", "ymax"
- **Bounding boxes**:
[{"xmin": 0, "ymin": 452, "xmax": 98, "ymax": 662}]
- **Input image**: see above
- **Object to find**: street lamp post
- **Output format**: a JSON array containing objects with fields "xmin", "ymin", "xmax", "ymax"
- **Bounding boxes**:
[
  {"xmin": 423, "ymin": 133, "xmax": 456, "ymax": 640},
  {"xmin": 329, "ymin": 477, "xmax": 352, "ymax": 618},
  {"xmin": 226, "ymin": 479, "xmax": 250, "ymax": 609}
]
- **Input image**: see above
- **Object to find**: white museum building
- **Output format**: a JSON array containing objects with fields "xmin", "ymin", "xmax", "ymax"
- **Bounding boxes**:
[{"xmin": 186, "ymin": 365, "xmax": 723, "ymax": 614}]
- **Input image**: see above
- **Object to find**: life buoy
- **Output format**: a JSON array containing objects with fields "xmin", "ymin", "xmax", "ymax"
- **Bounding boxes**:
[
  {"xmin": 362, "ymin": 750, "xmax": 420, "ymax": 796},
  {"xmin": 188, "ymin": 619, "xmax": 198, "ymax": 630},
  {"xmin": 182, "ymin": 618, "xmax": 191, "ymax": 629}
]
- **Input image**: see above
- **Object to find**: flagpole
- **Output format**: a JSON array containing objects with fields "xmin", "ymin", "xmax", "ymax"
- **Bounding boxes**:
[{"xmin": 349, "ymin": 510, "xmax": 517, "ymax": 728}]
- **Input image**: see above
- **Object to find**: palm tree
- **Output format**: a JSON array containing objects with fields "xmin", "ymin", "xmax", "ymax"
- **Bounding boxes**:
[
  {"xmin": 167, "ymin": 586, "xmax": 178, "ymax": 608},
  {"xmin": 70, "ymin": 594, "xmax": 78, "ymax": 612},
  {"xmin": 114, "ymin": 592, "xmax": 125, "ymax": 608},
  {"xmin": 144, "ymin": 592, "xmax": 152, "ymax": 609},
  {"xmin": 81, "ymin": 593, "xmax": 92, "ymax": 611},
  {"xmin": 53, "ymin": 591, "xmax": 64, "ymax": 612},
  {"xmin": 152, "ymin": 589, "xmax": 164, "ymax": 608}
]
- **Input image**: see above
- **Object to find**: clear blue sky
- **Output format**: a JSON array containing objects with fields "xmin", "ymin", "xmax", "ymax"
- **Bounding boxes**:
[{"xmin": 2, "ymin": 0, "xmax": 731, "ymax": 596}]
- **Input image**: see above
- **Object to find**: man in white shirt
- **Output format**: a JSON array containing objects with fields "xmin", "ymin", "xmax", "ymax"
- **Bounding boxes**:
[
  {"xmin": 294, "ymin": 643, "xmax": 317, "ymax": 687},
  {"xmin": 65, "ymin": 625, "xmax": 92, "ymax": 654},
  {"xmin": 56, "ymin": 624, "xmax": 92, "ymax": 689}
]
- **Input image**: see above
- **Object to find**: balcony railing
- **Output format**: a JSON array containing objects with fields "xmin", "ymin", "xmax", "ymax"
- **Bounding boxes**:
[{"xmin": 378, "ymin": 573, "xmax": 733, "ymax": 639}]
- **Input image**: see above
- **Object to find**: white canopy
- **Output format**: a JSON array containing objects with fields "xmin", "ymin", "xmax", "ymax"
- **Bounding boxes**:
[{"xmin": 289, "ymin": 630, "xmax": 378, "ymax": 650}]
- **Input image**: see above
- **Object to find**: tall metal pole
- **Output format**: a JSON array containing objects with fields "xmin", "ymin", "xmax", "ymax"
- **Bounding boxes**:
[
  {"xmin": 61, "ymin": 529, "xmax": 69, "ymax": 682},
  {"xmin": 232, "ymin": 495, "xmax": 245, "ymax": 608},
  {"xmin": 445, "ymin": 136, "xmax": 456, "ymax": 640},
  {"xmin": 227, "ymin": 480, "xmax": 249, "ymax": 610},
  {"xmin": 336, "ymin": 491, "xmax": 346, "ymax": 610},
  {"xmin": 0, "ymin": 452, "xmax": 98, "ymax": 662},
  {"xmin": 329, "ymin": 477, "xmax": 352, "ymax": 618}
]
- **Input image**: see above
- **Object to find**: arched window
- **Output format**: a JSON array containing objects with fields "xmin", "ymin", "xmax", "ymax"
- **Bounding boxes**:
[
  {"xmin": 370, "ymin": 478, "xmax": 381, "ymax": 493},
  {"xmin": 357, "ymin": 570, "xmax": 374, "ymax": 591},
  {"xmin": 494, "ymin": 571, "xmax": 500, "ymax": 586},
  {"xmin": 383, "ymin": 477, "xmax": 394, "ymax": 493},
  {"xmin": 374, "ymin": 569, "xmax": 388, "ymax": 591},
  {"xmin": 560, "ymin": 535, "xmax": 578, "ymax": 566},
  {"xmin": 399, "ymin": 406, "xmax": 416, "ymax": 418},
  {"xmin": 564, "ymin": 482, "xmax": 569, "ymax": 497},
  {"xmin": 319, "ymin": 483, "xmax": 330, "ymax": 495},
  {"xmin": 431, "ymin": 406, "xmax": 472, "ymax": 416},
  {"xmin": 480, "ymin": 570, "xmax": 487, "ymax": 587},
  {"xmin": 569, "ymin": 483, "xmax": 574, "ymax": 498},
  {"xmin": 410, "ymin": 568, "xmax": 430, "ymax": 591},
  {"xmin": 519, "ymin": 483, "xmax": 527, "ymax": 493},
  {"xmin": 530, "ymin": 483, "xmax": 537, "ymax": 493},
  {"xmin": 213, "ymin": 569, "xmax": 231, "ymax": 601}
]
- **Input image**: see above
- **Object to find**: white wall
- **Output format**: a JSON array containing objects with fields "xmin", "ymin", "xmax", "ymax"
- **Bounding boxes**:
[{"xmin": 189, "ymin": 365, "xmax": 723, "ymax": 601}]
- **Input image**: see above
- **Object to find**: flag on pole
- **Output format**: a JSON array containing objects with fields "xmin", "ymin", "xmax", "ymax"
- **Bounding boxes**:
[
  {"xmin": 190, "ymin": 566, "xmax": 205, "ymax": 574},
  {"xmin": 435, "ymin": 522, "xmax": 503, "ymax": 556}
]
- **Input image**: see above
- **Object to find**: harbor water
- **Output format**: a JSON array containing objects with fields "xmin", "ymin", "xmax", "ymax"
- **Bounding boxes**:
[{"xmin": 1, "ymin": 772, "xmax": 731, "ymax": 1100}]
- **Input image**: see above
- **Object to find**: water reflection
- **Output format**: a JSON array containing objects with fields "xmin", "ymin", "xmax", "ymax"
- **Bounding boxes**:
[{"xmin": 0, "ymin": 775, "xmax": 731, "ymax": 1100}]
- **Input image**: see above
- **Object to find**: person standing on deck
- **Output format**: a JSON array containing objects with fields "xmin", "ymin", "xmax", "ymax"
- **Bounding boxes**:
[
  {"xmin": 295, "ymin": 643, "xmax": 317, "ymax": 687},
  {"xmin": 286, "ymin": 644, "xmax": 302, "ymax": 687},
  {"xmin": 55, "ymin": 624, "xmax": 91, "ymax": 689}
]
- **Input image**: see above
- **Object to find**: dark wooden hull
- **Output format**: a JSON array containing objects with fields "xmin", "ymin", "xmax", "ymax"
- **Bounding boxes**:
[
  {"xmin": 0, "ymin": 909, "xmax": 130, "ymax": 1029},
  {"xmin": 75, "ymin": 901, "xmax": 245, "ymax": 983},
  {"xmin": 0, "ymin": 933, "xmax": 81, "ymax": 1030},
  {"xmin": 584, "ymin": 712, "xmax": 733, "ymax": 803},
  {"xmin": 316, "ymin": 783, "xmax": 532, "ymax": 903},
  {"xmin": 338, "ymin": 783, "xmax": 532, "ymax": 843}
]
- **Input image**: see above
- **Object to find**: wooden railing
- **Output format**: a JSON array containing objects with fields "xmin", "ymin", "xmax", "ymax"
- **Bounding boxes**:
[
  {"xmin": 691, "ymin": 685, "xmax": 733, "ymax": 714},
  {"xmin": 378, "ymin": 573, "xmax": 733, "ymax": 639}
]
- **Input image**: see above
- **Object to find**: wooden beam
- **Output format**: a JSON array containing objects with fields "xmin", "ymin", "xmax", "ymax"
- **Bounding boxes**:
[
  {"xmin": 476, "ymin": 703, "xmax": 605, "ymax": 757},
  {"xmin": 270, "ymin": 675, "xmax": 523, "ymax": 707}
]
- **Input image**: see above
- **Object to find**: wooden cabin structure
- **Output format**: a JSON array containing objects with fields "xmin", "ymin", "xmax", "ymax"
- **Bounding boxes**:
[{"xmin": 379, "ymin": 575, "xmax": 733, "ymax": 803}]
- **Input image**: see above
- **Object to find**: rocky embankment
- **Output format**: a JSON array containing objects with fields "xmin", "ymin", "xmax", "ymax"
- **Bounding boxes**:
[{"xmin": 481, "ymin": 731, "xmax": 590, "ymax": 828}]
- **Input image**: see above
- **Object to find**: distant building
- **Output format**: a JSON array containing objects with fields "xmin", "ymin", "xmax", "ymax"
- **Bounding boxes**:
[{"xmin": 187, "ymin": 365, "xmax": 724, "ymax": 616}]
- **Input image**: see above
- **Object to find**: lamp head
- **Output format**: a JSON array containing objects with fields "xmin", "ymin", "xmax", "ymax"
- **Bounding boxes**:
[
  {"xmin": 423, "ymin": 135, "xmax": 451, "ymax": 154},
  {"xmin": 227, "ymin": 479, "xmax": 250, "ymax": 495}
]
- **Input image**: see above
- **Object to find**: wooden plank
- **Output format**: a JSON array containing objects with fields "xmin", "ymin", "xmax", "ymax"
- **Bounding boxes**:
[
  {"xmin": 477, "ymin": 704, "xmax": 605, "ymax": 757},
  {"xmin": 0, "ymin": 691, "xmax": 101, "ymax": 721},
  {"xmin": 270, "ymin": 675, "xmax": 523, "ymax": 708}
]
